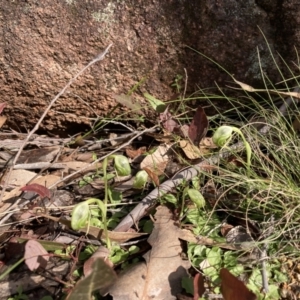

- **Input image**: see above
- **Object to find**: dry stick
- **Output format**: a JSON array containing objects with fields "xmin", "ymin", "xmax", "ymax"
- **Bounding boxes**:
[
  {"xmin": 0, "ymin": 44, "xmax": 113, "ymax": 204},
  {"xmin": 114, "ymin": 88, "xmax": 299, "ymax": 232}
]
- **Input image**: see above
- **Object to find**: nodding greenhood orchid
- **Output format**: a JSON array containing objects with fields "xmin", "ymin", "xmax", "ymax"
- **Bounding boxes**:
[
  {"xmin": 114, "ymin": 155, "xmax": 131, "ymax": 176},
  {"xmin": 212, "ymin": 125, "xmax": 252, "ymax": 173},
  {"xmin": 133, "ymin": 170, "xmax": 148, "ymax": 189}
]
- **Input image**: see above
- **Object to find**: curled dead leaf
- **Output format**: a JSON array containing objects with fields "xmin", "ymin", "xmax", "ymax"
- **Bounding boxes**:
[
  {"xmin": 188, "ymin": 106, "xmax": 208, "ymax": 146},
  {"xmin": 233, "ymin": 78, "xmax": 300, "ymax": 99},
  {"xmin": 20, "ymin": 183, "xmax": 51, "ymax": 199}
]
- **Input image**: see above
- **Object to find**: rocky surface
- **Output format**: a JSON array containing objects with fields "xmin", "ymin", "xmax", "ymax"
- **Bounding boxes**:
[{"xmin": 0, "ymin": 0, "xmax": 299, "ymax": 133}]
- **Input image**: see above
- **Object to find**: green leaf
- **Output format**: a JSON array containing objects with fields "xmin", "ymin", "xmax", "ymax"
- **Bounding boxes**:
[
  {"xmin": 79, "ymin": 175, "xmax": 94, "ymax": 187},
  {"xmin": 108, "ymin": 188, "xmax": 123, "ymax": 203},
  {"xmin": 228, "ymin": 264, "xmax": 244, "ymax": 276},
  {"xmin": 90, "ymin": 217, "xmax": 102, "ymax": 227},
  {"xmin": 114, "ymin": 93, "xmax": 142, "ymax": 112},
  {"xmin": 187, "ymin": 189, "xmax": 205, "ymax": 208},
  {"xmin": 128, "ymin": 245, "xmax": 139, "ymax": 255},
  {"xmin": 79, "ymin": 245, "xmax": 95, "ymax": 261},
  {"xmin": 203, "ymin": 265, "xmax": 218, "ymax": 278},
  {"xmin": 273, "ymin": 269, "xmax": 288, "ymax": 282},
  {"xmin": 264, "ymin": 284, "xmax": 280, "ymax": 299},
  {"xmin": 144, "ymin": 92, "xmax": 166, "ymax": 112},
  {"xmin": 110, "ymin": 246, "xmax": 129, "ymax": 264},
  {"xmin": 206, "ymin": 247, "xmax": 222, "ymax": 269},
  {"xmin": 162, "ymin": 193, "xmax": 177, "ymax": 204},
  {"xmin": 142, "ymin": 219, "xmax": 154, "ymax": 233},
  {"xmin": 181, "ymin": 276, "xmax": 194, "ymax": 295}
]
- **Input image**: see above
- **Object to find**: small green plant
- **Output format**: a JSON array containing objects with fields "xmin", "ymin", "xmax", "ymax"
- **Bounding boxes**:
[
  {"xmin": 109, "ymin": 244, "xmax": 139, "ymax": 265},
  {"xmin": 8, "ymin": 286, "xmax": 28, "ymax": 300},
  {"xmin": 78, "ymin": 174, "xmax": 94, "ymax": 188},
  {"xmin": 171, "ymin": 74, "xmax": 183, "ymax": 93},
  {"xmin": 71, "ymin": 155, "xmax": 132, "ymax": 249},
  {"xmin": 187, "ymin": 243, "xmax": 282, "ymax": 299},
  {"xmin": 54, "ymin": 245, "xmax": 76, "ymax": 259}
]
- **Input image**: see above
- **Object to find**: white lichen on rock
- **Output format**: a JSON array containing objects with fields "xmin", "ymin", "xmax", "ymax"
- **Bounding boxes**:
[{"xmin": 92, "ymin": 2, "xmax": 116, "ymax": 24}]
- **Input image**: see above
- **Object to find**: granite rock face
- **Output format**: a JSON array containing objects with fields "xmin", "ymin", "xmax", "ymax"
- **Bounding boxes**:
[{"xmin": 0, "ymin": 0, "xmax": 298, "ymax": 132}]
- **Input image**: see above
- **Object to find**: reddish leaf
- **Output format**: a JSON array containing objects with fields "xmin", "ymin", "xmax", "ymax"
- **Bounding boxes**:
[
  {"xmin": 159, "ymin": 107, "xmax": 179, "ymax": 133},
  {"xmin": 193, "ymin": 273, "xmax": 205, "ymax": 300},
  {"xmin": 220, "ymin": 268, "xmax": 257, "ymax": 300},
  {"xmin": 0, "ymin": 103, "xmax": 6, "ymax": 115},
  {"xmin": 188, "ymin": 106, "xmax": 208, "ymax": 146},
  {"xmin": 220, "ymin": 223, "xmax": 234, "ymax": 237},
  {"xmin": 20, "ymin": 183, "xmax": 51, "ymax": 199},
  {"xmin": 163, "ymin": 119, "xmax": 179, "ymax": 133},
  {"xmin": 24, "ymin": 240, "xmax": 49, "ymax": 271}
]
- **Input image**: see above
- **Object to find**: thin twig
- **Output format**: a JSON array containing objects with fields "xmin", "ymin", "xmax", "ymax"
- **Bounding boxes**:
[
  {"xmin": 0, "ymin": 44, "xmax": 113, "ymax": 204},
  {"xmin": 183, "ymin": 68, "xmax": 188, "ymax": 100}
]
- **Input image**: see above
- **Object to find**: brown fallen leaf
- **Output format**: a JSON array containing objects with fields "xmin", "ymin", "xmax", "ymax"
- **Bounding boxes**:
[
  {"xmin": 0, "ymin": 174, "xmax": 61, "ymax": 215},
  {"xmin": 220, "ymin": 223, "xmax": 234, "ymax": 237},
  {"xmin": 17, "ymin": 146, "xmax": 60, "ymax": 164},
  {"xmin": 84, "ymin": 246, "xmax": 112, "ymax": 277},
  {"xmin": 178, "ymin": 229, "xmax": 238, "ymax": 250},
  {"xmin": 200, "ymin": 137, "xmax": 217, "ymax": 149},
  {"xmin": 0, "ymin": 116, "xmax": 7, "ymax": 128},
  {"xmin": 67, "ymin": 258, "xmax": 117, "ymax": 300},
  {"xmin": 225, "ymin": 225, "xmax": 253, "ymax": 249},
  {"xmin": 220, "ymin": 268, "xmax": 257, "ymax": 300},
  {"xmin": 106, "ymin": 206, "xmax": 190, "ymax": 299},
  {"xmin": 126, "ymin": 146, "xmax": 147, "ymax": 159},
  {"xmin": 179, "ymin": 140, "xmax": 202, "ymax": 159},
  {"xmin": 2, "ymin": 169, "xmax": 37, "ymax": 187},
  {"xmin": 159, "ymin": 106, "xmax": 179, "ymax": 133},
  {"xmin": 140, "ymin": 144, "xmax": 170, "ymax": 175}
]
